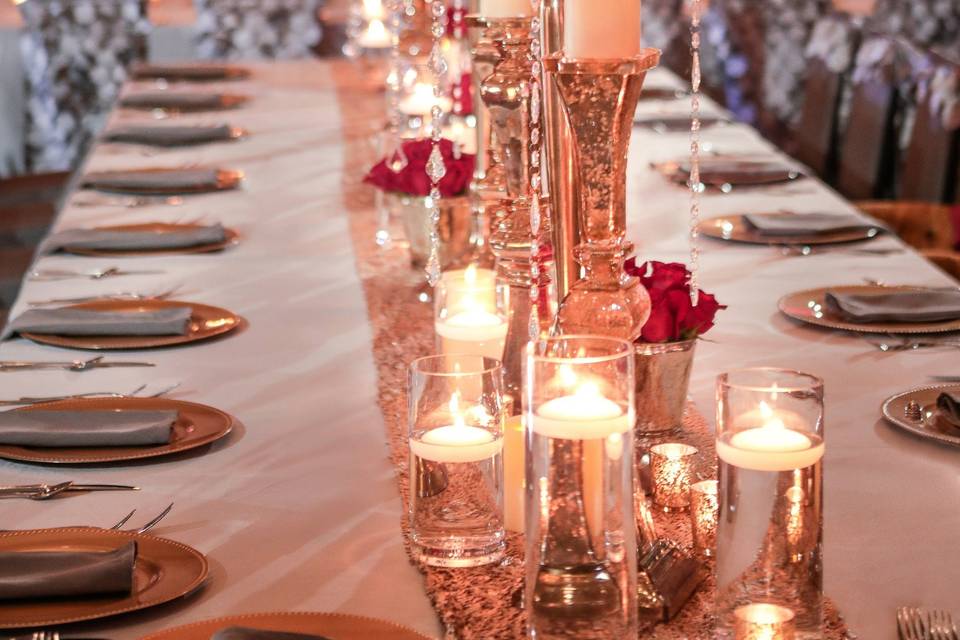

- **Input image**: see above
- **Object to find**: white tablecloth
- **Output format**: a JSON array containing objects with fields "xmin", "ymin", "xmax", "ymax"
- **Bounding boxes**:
[{"xmin": 0, "ymin": 61, "xmax": 957, "ymax": 640}]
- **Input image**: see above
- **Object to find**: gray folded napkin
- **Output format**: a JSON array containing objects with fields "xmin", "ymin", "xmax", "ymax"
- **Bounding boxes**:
[
  {"xmin": 41, "ymin": 224, "xmax": 227, "ymax": 254},
  {"xmin": 119, "ymin": 93, "xmax": 239, "ymax": 111},
  {"xmin": 743, "ymin": 212, "xmax": 879, "ymax": 236},
  {"xmin": 0, "ymin": 542, "xmax": 136, "ymax": 600},
  {"xmin": 104, "ymin": 125, "xmax": 235, "ymax": 147},
  {"xmin": 212, "ymin": 627, "xmax": 332, "ymax": 640},
  {"xmin": 675, "ymin": 159, "xmax": 800, "ymax": 185},
  {"xmin": 0, "ymin": 410, "xmax": 175, "ymax": 447},
  {"xmin": 824, "ymin": 289, "xmax": 960, "ymax": 323},
  {"xmin": 936, "ymin": 393, "xmax": 960, "ymax": 428},
  {"xmin": 82, "ymin": 169, "xmax": 227, "ymax": 195},
  {"xmin": 131, "ymin": 63, "xmax": 248, "ymax": 81},
  {"xmin": 5, "ymin": 307, "xmax": 192, "ymax": 338}
]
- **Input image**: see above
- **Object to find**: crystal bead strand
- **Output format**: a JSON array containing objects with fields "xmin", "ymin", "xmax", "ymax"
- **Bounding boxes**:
[
  {"xmin": 385, "ymin": 0, "xmax": 407, "ymax": 172},
  {"xmin": 687, "ymin": 0, "xmax": 703, "ymax": 305},
  {"xmin": 526, "ymin": 0, "xmax": 544, "ymax": 341},
  {"xmin": 424, "ymin": 0, "xmax": 448, "ymax": 286}
]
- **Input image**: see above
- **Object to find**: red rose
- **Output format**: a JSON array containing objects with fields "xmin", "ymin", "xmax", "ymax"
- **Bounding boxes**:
[
  {"xmin": 629, "ymin": 259, "xmax": 725, "ymax": 342},
  {"xmin": 364, "ymin": 138, "xmax": 475, "ymax": 197}
]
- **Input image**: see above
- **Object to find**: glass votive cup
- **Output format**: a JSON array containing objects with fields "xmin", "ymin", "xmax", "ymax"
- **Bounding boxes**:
[
  {"xmin": 408, "ymin": 354, "xmax": 505, "ymax": 568},
  {"xmin": 690, "ymin": 479, "xmax": 718, "ymax": 558},
  {"xmin": 434, "ymin": 266, "xmax": 506, "ymax": 362},
  {"xmin": 733, "ymin": 603, "xmax": 796, "ymax": 640},
  {"xmin": 649, "ymin": 443, "xmax": 698, "ymax": 512}
]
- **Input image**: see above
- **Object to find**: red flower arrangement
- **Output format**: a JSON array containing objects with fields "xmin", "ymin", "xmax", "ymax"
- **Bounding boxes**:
[
  {"xmin": 625, "ymin": 258, "xmax": 725, "ymax": 343},
  {"xmin": 364, "ymin": 138, "xmax": 475, "ymax": 198}
]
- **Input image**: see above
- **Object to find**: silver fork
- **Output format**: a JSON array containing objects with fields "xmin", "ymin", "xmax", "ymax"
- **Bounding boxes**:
[
  {"xmin": 28, "ymin": 286, "xmax": 181, "ymax": 307},
  {"xmin": 0, "ymin": 381, "xmax": 180, "ymax": 405},
  {"xmin": 929, "ymin": 610, "xmax": 960, "ymax": 640},
  {"xmin": 71, "ymin": 195, "xmax": 184, "ymax": 208},
  {"xmin": 109, "ymin": 502, "xmax": 174, "ymax": 534},
  {"xmin": 29, "ymin": 267, "xmax": 166, "ymax": 281},
  {"xmin": 899, "ymin": 607, "xmax": 928, "ymax": 640}
]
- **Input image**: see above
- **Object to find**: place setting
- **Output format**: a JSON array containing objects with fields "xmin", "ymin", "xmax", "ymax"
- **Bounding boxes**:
[
  {"xmin": 882, "ymin": 384, "xmax": 960, "ymax": 448},
  {"xmin": 102, "ymin": 124, "xmax": 248, "ymax": 149},
  {"xmin": 118, "ymin": 92, "xmax": 251, "ymax": 113},
  {"xmin": 778, "ymin": 283, "xmax": 960, "ymax": 335},
  {"xmin": 81, "ymin": 168, "xmax": 244, "ymax": 196},
  {"xmin": 2, "ymin": 298, "xmax": 245, "ymax": 350},
  {"xmin": 38, "ymin": 223, "xmax": 240, "ymax": 257},
  {"xmin": 656, "ymin": 156, "xmax": 806, "ymax": 190},
  {"xmin": 697, "ymin": 210, "xmax": 887, "ymax": 247},
  {"xmin": 0, "ymin": 507, "xmax": 209, "ymax": 629},
  {"xmin": 130, "ymin": 62, "xmax": 252, "ymax": 83}
]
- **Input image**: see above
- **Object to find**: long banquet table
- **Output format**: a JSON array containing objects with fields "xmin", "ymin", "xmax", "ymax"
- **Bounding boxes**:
[{"xmin": 1, "ymin": 59, "xmax": 958, "ymax": 640}]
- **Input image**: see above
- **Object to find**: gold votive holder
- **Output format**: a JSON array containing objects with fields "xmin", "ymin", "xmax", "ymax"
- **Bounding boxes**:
[
  {"xmin": 649, "ymin": 443, "xmax": 697, "ymax": 512},
  {"xmin": 733, "ymin": 603, "xmax": 796, "ymax": 640},
  {"xmin": 689, "ymin": 479, "xmax": 718, "ymax": 557}
]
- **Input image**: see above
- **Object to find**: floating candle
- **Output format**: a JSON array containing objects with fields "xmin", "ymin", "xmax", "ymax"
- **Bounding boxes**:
[
  {"xmin": 480, "ymin": 0, "xmax": 533, "ymax": 18},
  {"xmin": 357, "ymin": 19, "xmax": 390, "ymax": 49},
  {"xmin": 410, "ymin": 393, "xmax": 502, "ymax": 463},
  {"xmin": 532, "ymin": 379, "xmax": 632, "ymax": 439},
  {"xmin": 399, "ymin": 83, "xmax": 454, "ymax": 117},
  {"xmin": 717, "ymin": 403, "xmax": 824, "ymax": 472}
]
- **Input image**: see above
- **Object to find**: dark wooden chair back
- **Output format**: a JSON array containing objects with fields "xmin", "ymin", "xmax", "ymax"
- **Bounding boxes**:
[
  {"xmin": 836, "ymin": 34, "xmax": 900, "ymax": 200},
  {"xmin": 897, "ymin": 51, "xmax": 960, "ymax": 202},
  {"xmin": 794, "ymin": 14, "xmax": 859, "ymax": 181}
]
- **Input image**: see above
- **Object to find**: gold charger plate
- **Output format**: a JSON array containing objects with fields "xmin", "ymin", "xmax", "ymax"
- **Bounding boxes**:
[
  {"xmin": 882, "ymin": 384, "xmax": 960, "ymax": 448},
  {"xmin": 64, "ymin": 223, "xmax": 240, "ymax": 257},
  {"xmin": 778, "ymin": 285, "xmax": 960, "ymax": 335},
  {"xmin": 83, "ymin": 169, "xmax": 244, "ymax": 195},
  {"xmin": 698, "ymin": 213, "xmax": 883, "ymax": 246},
  {"xmin": 140, "ymin": 611, "xmax": 433, "ymax": 640},
  {"xmin": 20, "ymin": 299, "xmax": 244, "ymax": 350},
  {"xmin": 0, "ymin": 396, "xmax": 235, "ymax": 464},
  {"xmin": 0, "ymin": 528, "xmax": 208, "ymax": 629}
]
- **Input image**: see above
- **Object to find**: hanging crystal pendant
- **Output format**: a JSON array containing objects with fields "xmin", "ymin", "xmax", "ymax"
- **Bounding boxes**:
[{"xmin": 687, "ymin": 0, "xmax": 703, "ymax": 305}]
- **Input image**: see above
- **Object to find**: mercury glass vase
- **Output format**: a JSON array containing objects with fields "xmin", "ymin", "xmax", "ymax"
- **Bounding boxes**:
[
  {"xmin": 395, "ymin": 193, "xmax": 474, "ymax": 269},
  {"xmin": 525, "ymin": 336, "xmax": 638, "ymax": 640},
  {"xmin": 545, "ymin": 52, "xmax": 660, "ymax": 342},
  {"xmin": 634, "ymin": 338, "xmax": 697, "ymax": 435}
]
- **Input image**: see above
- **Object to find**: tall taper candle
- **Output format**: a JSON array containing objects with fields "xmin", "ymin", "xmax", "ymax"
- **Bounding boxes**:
[
  {"xmin": 480, "ymin": 0, "xmax": 533, "ymax": 17},
  {"xmin": 563, "ymin": 0, "xmax": 641, "ymax": 58}
]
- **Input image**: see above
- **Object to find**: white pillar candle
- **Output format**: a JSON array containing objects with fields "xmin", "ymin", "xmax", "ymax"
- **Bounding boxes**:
[
  {"xmin": 716, "ymin": 408, "xmax": 824, "ymax": 472},
  {"xmin": 357, "ymin": 19, "xmax": 391, "ymax": 49},
  {"xmin": 503, "ymin": 414, "xmax": 525, "ymax": 532},
  {"xmin": 361, "ymin": 0, "xmax": 385, "ymax": 20},
  {"xmin": 563, "ymin": 0, "xmax": 642, "ymax": 59},
  {"xmin": 442, "ymin": 264, "xmax": 497, "ymax": 310},
  {"xmin": 399, "ymin": 83, "xmax": 454, "ymax": 117},
  {"xmin": 480, "ymin": 0, "xmax": 533, "ymax": 18}
]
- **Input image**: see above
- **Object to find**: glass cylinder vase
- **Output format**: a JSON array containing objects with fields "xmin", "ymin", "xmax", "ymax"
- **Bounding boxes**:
[
  {"xmin": 525, "ymin": 336, "xmax": 637, "ymax": 639},
  {"xmin": 408, "ymin": 354, "xmax": 506, "ymax": 567},
  {"xmin": 715, "ymin": 368, "xmax": 824, "ymax": 639},
  {"xmin": 434, "ymin": 266, "xmax": 507, "ymax": 363}
]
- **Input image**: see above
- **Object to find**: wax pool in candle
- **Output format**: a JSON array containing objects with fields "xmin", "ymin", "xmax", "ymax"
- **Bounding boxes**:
[
  {"xmin": 716, "ymin": 413, "xmax": 824, "ymax": 472},
  {"xmin": 399, "ymin": 84, "xmax": 454, "ymax": 117},
  {"xmin": 503, "ymin": 414, "xmax": 525, "ymax": 532},
  {"xmin": 563, "ymin": 0, "xmax": 641, "ymax": 59},
  {"xmin": 532, "ymin": 381, "xmax": 632, "ymax": 439},
  {"xmin": 480, "ymin": 0, "xmax": 533, "ymax": 17},
  {"xmin": 357, "ymin": 19, "xmax": 390, "ymax": 48},
  {"xmin": 436, "ymin": 308, "xmax": 507, "ymax": 361}
]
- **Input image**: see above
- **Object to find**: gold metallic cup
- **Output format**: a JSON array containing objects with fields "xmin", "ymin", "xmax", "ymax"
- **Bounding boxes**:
[
  {"xmin": 690, "ymin": 479, "xmax": 718, "ymax": 558},
  {"xmin": 649, "ymin": 443, "xmax": 697, "ymax": 512},
  {"xmin": 733, "ymin": 603, "xmax": 797, "ymax": 640}
]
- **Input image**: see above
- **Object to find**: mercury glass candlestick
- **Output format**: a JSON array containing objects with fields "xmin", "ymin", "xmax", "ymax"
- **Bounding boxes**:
[
  {"xmin": 716, "ymin": 369, "xmax": 824, "ymax": 639},
  {"xmin": 465, "ymin": 17, "xmax": 506, "ymax": 200},
  {"xmin": 525, "ymin": 336, "xmax": 637, "ymax": 639},
  {"xmin": 545, "ymin": 52, "xmax": 659, "ymax": 341},
  {"xmin": 408, "ymin": 354, "xmax": 505, "ymax": 567}
]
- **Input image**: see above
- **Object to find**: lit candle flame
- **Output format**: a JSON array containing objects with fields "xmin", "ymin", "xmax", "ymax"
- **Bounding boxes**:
[
  {"xmin": 464, "ymin": 263, "xmax": 477, "ymax": 286},
  {"xmin": 449, "ymin": 390, "xmax": 465, "ymax": 429}
]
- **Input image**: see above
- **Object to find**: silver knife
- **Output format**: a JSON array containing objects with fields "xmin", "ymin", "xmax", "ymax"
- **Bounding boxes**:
[{"xmin": 0, "ymin": 361, "xmax": 155, "ymax": 371}]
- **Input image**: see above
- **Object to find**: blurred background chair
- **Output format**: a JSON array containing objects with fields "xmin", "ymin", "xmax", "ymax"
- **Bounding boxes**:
[
  {"xmin": 17, "ymin": 0, "xmax": 150, "ymax": 172},
  {"xmin": 193, "ymin": 0, "xmax": 323, "ymax": 60},
  {"xmin": 793, "ymin": 12, "xmax": 861, "ymax": 181}
]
